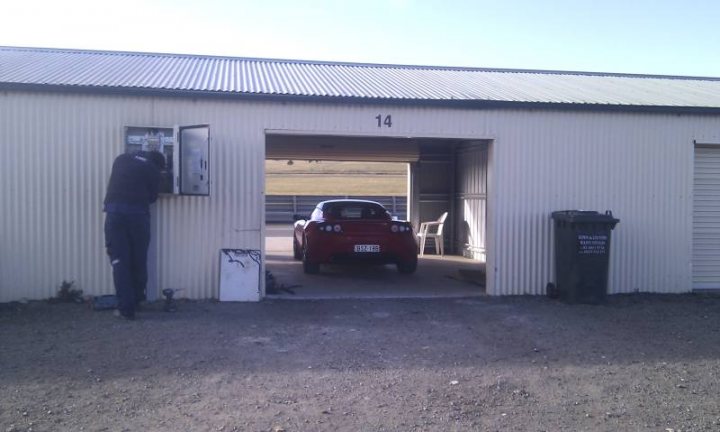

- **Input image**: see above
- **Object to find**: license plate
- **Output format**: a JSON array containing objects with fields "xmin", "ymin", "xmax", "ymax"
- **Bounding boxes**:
[{"xmin": 354, "ymin": 244, "xmax": 380, "ymax": 253}]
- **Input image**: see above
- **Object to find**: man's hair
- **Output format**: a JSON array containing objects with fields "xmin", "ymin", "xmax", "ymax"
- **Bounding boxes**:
[{"xmin": 145, "ymin": 151, "xmax": 166, "ymax": 170}]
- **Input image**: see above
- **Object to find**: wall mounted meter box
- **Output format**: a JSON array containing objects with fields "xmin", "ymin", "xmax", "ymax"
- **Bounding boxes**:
[{"xmin": 124, "ymin": 125, "xmax": 210, "ymax": 196}]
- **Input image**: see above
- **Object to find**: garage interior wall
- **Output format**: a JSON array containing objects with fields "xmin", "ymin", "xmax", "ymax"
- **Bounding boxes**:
[
  {"xmin": 408, "ymin": 139, "xmax": 489, "ymax": 258},
  {"xmin": 1, "ymin": 90, "xmax": 717, "ymax": 300},
  {"xmin": 409, "ymin": 142, "xmax": 454, "ymax": 250},
  {"xmin": 455, "ymin": 142, "xmax": 488, "ymax": 260}
]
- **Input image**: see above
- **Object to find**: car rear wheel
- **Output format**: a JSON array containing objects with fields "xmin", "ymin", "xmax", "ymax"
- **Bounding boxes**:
[
  {"xmin": 302, "ymin": 239, "xmax": 320, "ymax": 274},
  {"xmin": 397, "ymin": 259, "xmax": 417, "ymax": 274},
  {"xmin": 292, "ymin": 237, "xmax": 302, "ymax": 260}
]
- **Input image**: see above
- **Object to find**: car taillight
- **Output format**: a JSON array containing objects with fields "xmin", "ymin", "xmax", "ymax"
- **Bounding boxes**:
[
  {"xmin": 318, "ymin": 223, "xmax": 342, "ymax": 233},
  {"xmin": 391, "ymin": 223, "xmax": 411, "ymax": 233}
]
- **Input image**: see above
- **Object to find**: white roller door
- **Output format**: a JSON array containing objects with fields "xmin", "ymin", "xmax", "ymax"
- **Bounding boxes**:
[{"xmin": 693, "ymin": 145, "xmax": 720, "ymax": 289}]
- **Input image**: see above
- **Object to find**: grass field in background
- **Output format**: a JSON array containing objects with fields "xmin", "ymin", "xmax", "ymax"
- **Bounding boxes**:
[{"xmin": 265, "ymin": 160, "xmax": 407, "ymax": 195}]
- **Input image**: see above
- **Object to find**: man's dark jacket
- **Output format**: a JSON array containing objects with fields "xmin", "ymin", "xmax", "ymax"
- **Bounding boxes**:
[{"xmin": 103, "ymin": 152, "xmax": 163, "ymax": 214}]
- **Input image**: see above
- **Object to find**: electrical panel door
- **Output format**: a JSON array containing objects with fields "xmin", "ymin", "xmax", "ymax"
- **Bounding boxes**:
[{"xmin": 174, "ymin": 125, "xmax": 210, "ymax": 196}]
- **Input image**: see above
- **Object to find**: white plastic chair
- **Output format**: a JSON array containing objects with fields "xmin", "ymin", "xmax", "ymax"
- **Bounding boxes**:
[{"xmin": 417, "ymin": 212, "xmax": 448, "ymax": 256}]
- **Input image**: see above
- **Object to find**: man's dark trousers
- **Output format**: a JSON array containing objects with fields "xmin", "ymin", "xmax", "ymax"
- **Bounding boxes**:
[{"xmin": 104, "ymin": 212, "xmax": 151, "ymax": 317}]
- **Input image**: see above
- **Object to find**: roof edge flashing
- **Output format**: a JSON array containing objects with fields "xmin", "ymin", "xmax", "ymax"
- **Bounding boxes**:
[{"xmin": 2, "ymin": 82, "xmax": 720, "ymax": 115}]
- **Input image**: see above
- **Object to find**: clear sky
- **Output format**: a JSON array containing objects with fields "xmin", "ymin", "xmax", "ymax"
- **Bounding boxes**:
[{"xmin": 2, "ymin": 0, "xmax": 719, "ymax": 77}]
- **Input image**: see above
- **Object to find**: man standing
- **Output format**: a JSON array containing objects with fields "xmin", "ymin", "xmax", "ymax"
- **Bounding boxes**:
[{"xmin": 104, "ymin": 150, "xmax": 165, "ymax": 320}]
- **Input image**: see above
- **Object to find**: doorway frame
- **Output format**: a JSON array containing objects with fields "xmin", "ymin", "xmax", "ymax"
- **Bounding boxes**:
[{"xmin": 263, "ymin": 128, "xmax": 496, "ymax": 297}]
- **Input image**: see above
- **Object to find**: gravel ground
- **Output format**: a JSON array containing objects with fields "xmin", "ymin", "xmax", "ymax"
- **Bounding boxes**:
[{"xmin": 1, "ymin": 294, "xmax": 719, "ymax": 432}]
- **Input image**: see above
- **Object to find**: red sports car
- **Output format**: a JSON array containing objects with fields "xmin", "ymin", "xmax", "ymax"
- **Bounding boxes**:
[{"xmin": 293, "ymin": 199, "xmax": 418, "ymax": 274}]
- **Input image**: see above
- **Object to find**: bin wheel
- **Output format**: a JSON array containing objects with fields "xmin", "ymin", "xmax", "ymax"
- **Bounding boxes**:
[{"xmin": 546, "ymin": 282, "xmax": 559, "ymax": 299}]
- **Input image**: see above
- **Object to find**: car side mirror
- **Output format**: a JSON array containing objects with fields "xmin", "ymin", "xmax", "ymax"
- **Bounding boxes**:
[{"xmin": 292, "ymin": 214, "xmax": 307, "ymax": 222}]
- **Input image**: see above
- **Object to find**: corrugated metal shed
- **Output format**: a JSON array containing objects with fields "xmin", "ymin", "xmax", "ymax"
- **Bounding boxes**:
[
  {"xmin": 2, "ymin": 46, "xmax": 720, "ymax": 109},
  {"xmin": 2, "ymin": 45, "xmax": 720, "ymax": 302}
]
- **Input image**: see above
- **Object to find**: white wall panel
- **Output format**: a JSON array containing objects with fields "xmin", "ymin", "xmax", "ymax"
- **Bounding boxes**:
[{"xmin": 1, "ymin": 90, "xmax": 717, "ymax": 300}]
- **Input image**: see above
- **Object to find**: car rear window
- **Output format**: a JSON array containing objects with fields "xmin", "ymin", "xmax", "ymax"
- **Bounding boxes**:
[{"xmin": 324, "ymin": 203, "xmax": 388, "ymax": 220}]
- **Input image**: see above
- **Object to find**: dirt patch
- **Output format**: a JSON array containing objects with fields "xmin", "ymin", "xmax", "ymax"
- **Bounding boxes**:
[{"xmin": 1, "ymin": 295, "xmax": 719, "ymax": 431}]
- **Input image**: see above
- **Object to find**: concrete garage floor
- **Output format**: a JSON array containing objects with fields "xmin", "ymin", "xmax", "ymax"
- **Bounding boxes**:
[{"xmin": 265, "ymin": 224, "xmax": 485, "ymax": 299}]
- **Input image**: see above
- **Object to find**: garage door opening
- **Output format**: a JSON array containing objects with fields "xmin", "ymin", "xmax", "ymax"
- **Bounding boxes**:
[{"xmin": 264, "ymin": 133, "xmax": 490, "ymax": 299}]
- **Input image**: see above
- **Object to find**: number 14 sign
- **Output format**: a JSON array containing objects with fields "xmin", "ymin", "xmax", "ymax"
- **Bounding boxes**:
[{"xmin": 375, "ymin": 114, "xmax": 392, "ymax": 128}]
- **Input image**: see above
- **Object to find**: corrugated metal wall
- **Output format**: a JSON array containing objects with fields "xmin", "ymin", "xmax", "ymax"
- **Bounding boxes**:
[
  {"xmin": 1, "ymin": 90, "xmax": 716, "ymax": 300},
  {"xmin": 0, "ymin": 92, "xmax": 265, "ymax": 301},
  {"xmin": 490, "ymin": 111, "xmax": 703, "ymax": 295},
  {"xmin": 455, "ymin": 143, "xmax": 488, "ymax": 260},
  {"xmin": 411, "ymin": 143, "xmax": 454, "ymax": 251}
]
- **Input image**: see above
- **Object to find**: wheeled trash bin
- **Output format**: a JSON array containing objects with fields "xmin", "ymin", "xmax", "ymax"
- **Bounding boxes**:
[{"xmin": 549, "ymin": 210, "xmax": 620, "ymax": 304}]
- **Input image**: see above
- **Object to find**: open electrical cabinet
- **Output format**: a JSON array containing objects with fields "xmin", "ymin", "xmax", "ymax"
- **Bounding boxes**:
[{"xmin": 124, "ymin": 124, "xmax": 210, "ymax": 196}]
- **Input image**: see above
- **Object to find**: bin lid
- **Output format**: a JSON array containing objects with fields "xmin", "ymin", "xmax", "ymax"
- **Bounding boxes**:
[{"xmin": 551, "ymin": 210, "xmax": 620, "ymax": 225}]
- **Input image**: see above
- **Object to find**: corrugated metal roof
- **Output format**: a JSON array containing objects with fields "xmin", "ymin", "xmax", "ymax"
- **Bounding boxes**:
[{"xmin": 2, "ymin": 46, "xmax": 720, "ymax": 110}]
